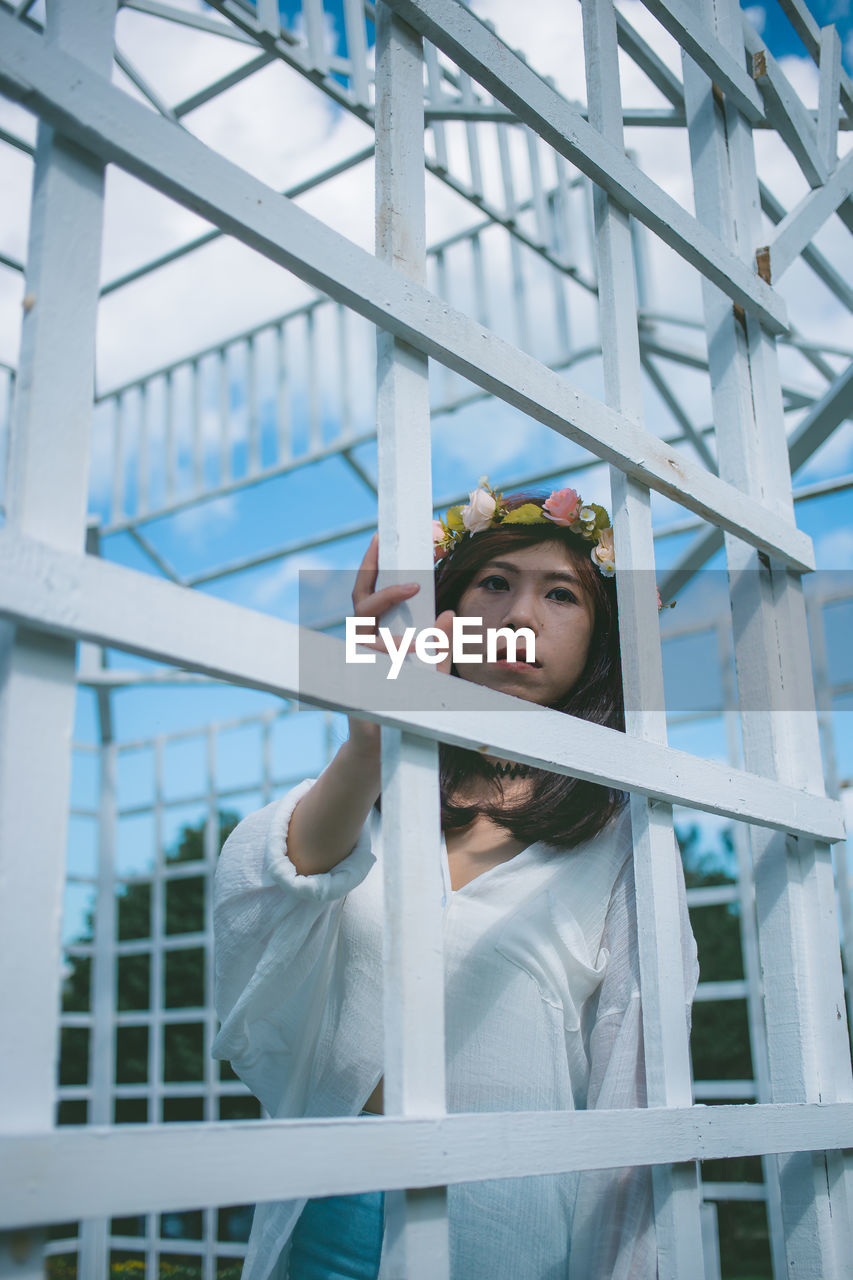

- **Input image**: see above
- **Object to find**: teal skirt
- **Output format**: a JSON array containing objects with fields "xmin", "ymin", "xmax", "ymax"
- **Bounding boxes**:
[{"xmin": 288, "ymin": 1189, "xmax": 385, "ymax": 1280}]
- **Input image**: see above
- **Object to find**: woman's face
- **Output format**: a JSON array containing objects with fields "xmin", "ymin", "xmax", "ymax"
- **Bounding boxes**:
[{"xmin": 452, "ymin": 541, "xmax": 596, "ymax": 707}]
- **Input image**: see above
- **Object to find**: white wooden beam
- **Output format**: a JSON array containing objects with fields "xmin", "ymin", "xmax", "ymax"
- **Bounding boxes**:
[
  {"xmin": 0, "ymin": 13, "xmax": 815, "ymax": 573},
  {"xmin": 0, "ymin": 2, "xmax": 116, "ymax": 1277},
  {"xmin": 374, "ymin": 5, "xmax": 450, "ymax": 1273},
  {"xmin": 582, "ymin": 1, "xmax": 704, "ymax": 1272},
  {"xmin": 120, "ymin": 0, "xmax": 259, "ymax": 44},
  {"xmin": 0, "ymin": 532, "xmax": 843, "ymax": 843},
  {"xmin": 744, "ymin": 20, "xmax": 828, "ymax": 189},
  {"xmin": 683, "ymin": 0, "xmax": 853, "ymax": 1267},
  {"xmin": 2, "ymin": 1103, "xmax": 852, "ymax": 1228},
  {"xmin": 817, "ymin": 25, "xmax": 841, "ymax": 172}
]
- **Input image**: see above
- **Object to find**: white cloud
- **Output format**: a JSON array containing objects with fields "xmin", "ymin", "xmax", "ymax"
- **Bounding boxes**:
[
  {"xmin": 814, "ymin": 525, "xmax": 853, "ymax": 569},
  {"xmin": 744, "ymin": 5, "xmax": 767, "ymax": 36}
]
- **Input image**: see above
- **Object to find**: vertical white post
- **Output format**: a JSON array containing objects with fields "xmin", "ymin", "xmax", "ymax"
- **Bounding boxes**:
[
  {"xmin": 0, "ymin": 3, "xmax": 116, "ymax": 1278},
  {"xmin": 77, "ymin": 525, "xmax": 114, "ymax": 1280},
  {"xmin": 580, "ymin": 2, "xmax": 705, "ymax": 1276},
  {"xmin": 683, "ymin": 0, "xmax": 853, "ymax": 1272},
  {"xmin": 374, "ymin": 4, "xmax": 449, "ymax": 1277}
]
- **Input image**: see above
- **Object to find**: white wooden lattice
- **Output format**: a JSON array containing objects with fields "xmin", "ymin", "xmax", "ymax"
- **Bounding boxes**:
[{"xmin": 1, "ymin": 1, "xmax": 852, "ymax": 1278}]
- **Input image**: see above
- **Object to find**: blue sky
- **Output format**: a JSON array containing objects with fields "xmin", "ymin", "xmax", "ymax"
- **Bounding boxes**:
[{"xmin": 745, "ymin": 0, "xmax": 853, "ymax": 70}]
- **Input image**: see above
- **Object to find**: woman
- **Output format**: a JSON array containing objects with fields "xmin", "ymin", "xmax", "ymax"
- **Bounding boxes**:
[{"xmin": 212, "ymin": 481, "xmax": 698, "ymax": 1280}]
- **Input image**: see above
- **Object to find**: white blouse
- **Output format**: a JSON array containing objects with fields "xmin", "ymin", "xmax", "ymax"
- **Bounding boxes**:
[{"xmin": 212, "ymin": 767, "xmax": 699, "ymax": 1280}]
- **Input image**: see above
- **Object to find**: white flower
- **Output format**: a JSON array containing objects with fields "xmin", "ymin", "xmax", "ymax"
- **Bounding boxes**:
[
  {"xmin": 461, "ymin": 486, "xmax": 497, "ymax": 533},
  {"xmin": 579, "ymin": 505, "xmax": 595, "ymax": 523}
]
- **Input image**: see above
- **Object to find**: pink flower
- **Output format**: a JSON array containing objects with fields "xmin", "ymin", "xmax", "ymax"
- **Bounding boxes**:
[
  {"xmin": 433, "ymin": 520, "xmax": 449, "ymax": 562},
  {"xmin": 656, "ymin": 587, "xmax": 663, "ymax": 612},
  {"xmin": 542, "ymin": 487, "xmax": 581, "ymax": 526}
]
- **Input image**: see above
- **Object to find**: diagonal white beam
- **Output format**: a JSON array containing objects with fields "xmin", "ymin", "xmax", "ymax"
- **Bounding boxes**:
[
  {"xmin": 661, "ymin": 357, "xmax": 853, "ymax": 596},
  {"xmin": 744, "ymin": 21, "xmax": 828, "ymax": 188},
  {"xmin": 0, "ymin": 11, "xmax": 812, "ymax": 571},
  {"xmin": 0, "ymin": 531, "xmax": 843, "ymax": 842},
  {"xmin": 121, "ymin": 0, "xmax": 260, "ymax": 44},
  {"xmin": 380, "ymin": 0, "xmax": 785, "ymax": 330},
  {"xmin": 641, "ymin": 0, "xmax": 763, "ymax": 122},
  {"xmin": 766, "ymin": 147, "xmax": 853, "ymax": 281}
]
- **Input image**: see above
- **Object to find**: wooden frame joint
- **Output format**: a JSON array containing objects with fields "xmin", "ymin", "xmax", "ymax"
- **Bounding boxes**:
[{"xmin": 756, "ymin": 246, "xmax": 772, "ymax": 284}]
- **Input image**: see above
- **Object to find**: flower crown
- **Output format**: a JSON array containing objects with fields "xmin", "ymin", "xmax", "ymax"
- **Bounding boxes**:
[{"xmin": 433, "ymin": 477, "xmax": 616, "ymax": 577}]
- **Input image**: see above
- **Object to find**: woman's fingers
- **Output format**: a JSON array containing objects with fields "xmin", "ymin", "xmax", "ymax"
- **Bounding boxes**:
[
  {"xmin": 356, "ymin": 581, "xmax": 420, "ymax": 620},
  {"xmin": 351, "ymin": 534, "xmax": 421, "ymax": 618},
  {"xmin": 351, "ymin": 532, "xmax": 379, "ymax": 609}
]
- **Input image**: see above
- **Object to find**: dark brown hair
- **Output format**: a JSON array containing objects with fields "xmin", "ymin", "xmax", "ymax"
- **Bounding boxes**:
[{"xmin": 433, "ymin": 490, "xmax": 625, "ymax": 849}]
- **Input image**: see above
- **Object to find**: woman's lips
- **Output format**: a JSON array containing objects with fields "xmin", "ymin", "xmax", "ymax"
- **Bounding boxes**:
[{"xmin": 492, "ymin": 659, "xmax": 540, "ymax": 670}]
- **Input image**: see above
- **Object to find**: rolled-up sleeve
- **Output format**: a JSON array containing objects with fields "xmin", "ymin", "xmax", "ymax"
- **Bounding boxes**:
[{"xmin": 211, "ymin": 771, "xmax": 376, "ymax": 1117}]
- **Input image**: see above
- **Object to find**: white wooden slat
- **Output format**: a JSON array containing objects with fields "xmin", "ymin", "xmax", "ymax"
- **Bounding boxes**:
[
  {"xmin": 766, "ymin": 148, "xmax": 853, "ymax": 281},
  {"xmin": 122, "ymin": 0, "xmax": 260, "ymax": 45},
  {"xmin": 218, "ymin": 348, "xmax": 231, "ymax": 484},
  {"xmin": 582, "ymin": 1, "xmax": 704, "ymax": 1272},
  {"xmin": 342, "ymin": 0, "xmax": 369, "ymax": 108},
  {"xmin": 191, "ymin": 358, "xmax": 203, "ymax": 493},
  {"xmin": 546, "ymin": 193, "xmax": 572, "ymax": 357},
  {"xmin": 682, "ymin": 0, "xmax": 853, "ymax": 1269},
  {"xmin": 275, "ymin": 322, "xmax": 291, "ymax": 463},
  {"xmin": 423, "ymin": 40, "xmax": 449, "ymax": 171},
  {"xmin": 247, "ymin": 333, "xmax": 260, "ymax": 474},
  {"xmin": 524, "ymin": 128, "xmax": 549, "ymax": 249},
  {"xmin": 304, "ymin": 0, "xmax": 330, "ymax": 77},
  {"xmin": 459, "ymin": 70, "xmax": 484, "ymax": 198},
  {"xmin": 817, "ymin": 25, "xmax": 841, "ymax": 173},
  {"xmin": 110, "ymin": 393, "xmax": 125, "ymax": 523},
  {"xmin": 3, "ymin": 1102, "xmax": 853, "ymax": 1227},
  {"xmin": 255, "ymin": 0, "xmax": 280, "ymax": 37},
  {"xmin": 379, "ymin": 0, "xmax": 785, "ymax": 331},
  {"xmin": 374, "ymin": 6, "xmax": 449, "ymax": 1273},
  {"xmin": 137, "ymin": 381, "xmax": 150, "ymax": 515},
  {"xmin": 0, "ymin": 531, "xmax": 843, "ymax": 842},
  {"xmin": 80, "ymin": 737, "xmax": 116, "ymax": 1280},
  {"xmin": 469, "ymin": 229, "xmax": 489, "ymax": 327},
  {"xmin": 0, "ymin": 3, "xmax": 116, "ymax": 1278},
  {"xmin": 336, "ymin": 302, "xmax": 352, "ymax": 440},
  {"xmin": 719, "ymin": 620, "xmax": 787, "ymax": 1276},
  {"xmin": 808, "ymin": 594, "xmax": 853, "ymax": 1023},
  {"xmin": 700, "ymin": 1202, "xmax": 722, "ymax": 1280},
  {"xmin": 306, "ymin": 308, "xmax": 321, "ymax": 456},
  {"xmin": 0, "ymin": 13, "xmax": 815, "ymax": 570},
  {"xmin": 164, "ymin": 368, "xmax": 175, "ymax": 503},
  {"xmin": 150, "ymin": 736, "xmax": 165, "ymax": 1128}
]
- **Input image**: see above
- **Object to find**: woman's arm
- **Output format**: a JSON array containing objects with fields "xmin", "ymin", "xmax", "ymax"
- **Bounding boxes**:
[
  {"xmin": 287, "ymin": 531, "xmax": 453, "ymax": 877},
  {"xmin": 286, "ymin": 738, "xmax": 381, "ymax": 876},
  {"xmin": 212, "ymin": 769, "xmax": 378, "ymax": 1116}
]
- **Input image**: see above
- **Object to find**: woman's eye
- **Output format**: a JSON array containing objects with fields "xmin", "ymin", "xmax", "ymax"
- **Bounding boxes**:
[
  {"xmin": 478, "ymin": 574, "xmax": 509, "ymax": 591},
  {"xmin": 548, "ymin": 587, "xmax": 577, "ymax": 604}
]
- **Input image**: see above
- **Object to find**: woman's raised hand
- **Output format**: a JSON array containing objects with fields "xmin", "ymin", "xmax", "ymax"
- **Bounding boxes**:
[{"xmin": 347, "ymin": 533, "xmax": 455, "ymax": 756}]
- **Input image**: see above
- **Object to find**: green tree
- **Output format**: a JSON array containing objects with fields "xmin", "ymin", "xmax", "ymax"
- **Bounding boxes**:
[{"xmin": 58, "ymin": 811, "xmax": 241, "ymax": 1109}]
